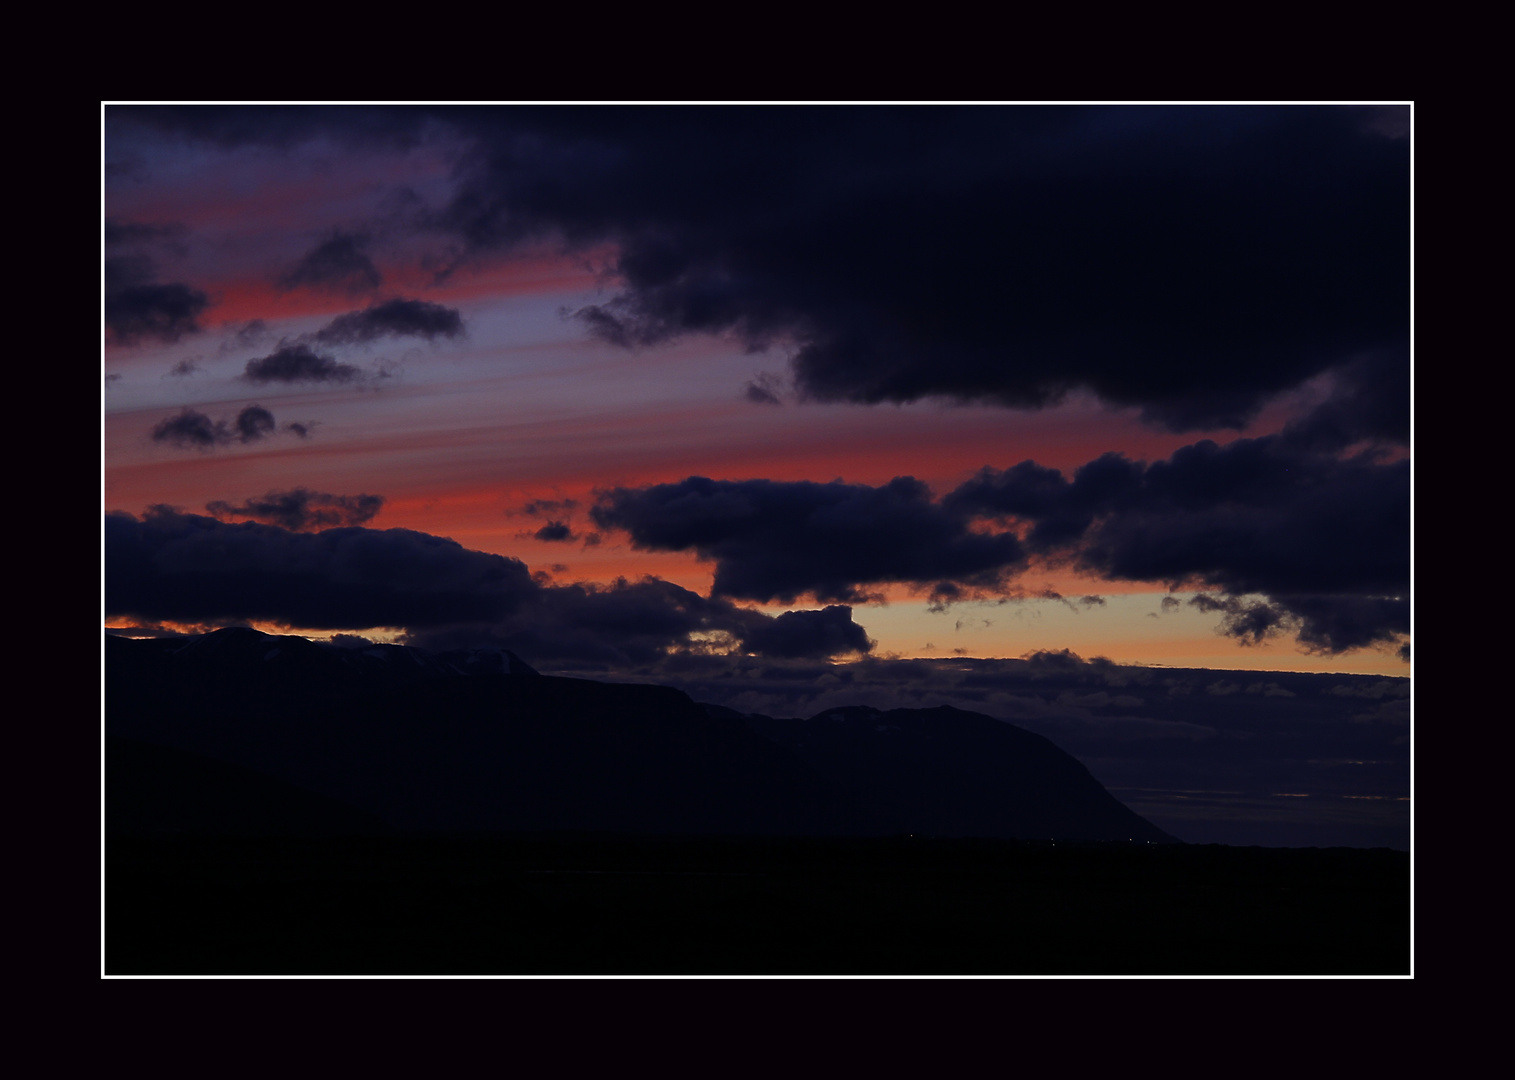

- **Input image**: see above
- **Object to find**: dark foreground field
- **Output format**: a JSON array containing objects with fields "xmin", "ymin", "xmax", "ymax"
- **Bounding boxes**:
[{"xmin": 105, "ymin": 835, "xmax": 1409, "ymax": 975}]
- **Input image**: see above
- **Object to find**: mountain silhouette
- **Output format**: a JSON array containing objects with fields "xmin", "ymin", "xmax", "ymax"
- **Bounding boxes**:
[
  {"xmin": 106, "ymin": 628, "xmax": 1175, "ymax": 842},
  {"xmin": 730, "ymin": 705, "xmax": 1173, "ymax": 843}
]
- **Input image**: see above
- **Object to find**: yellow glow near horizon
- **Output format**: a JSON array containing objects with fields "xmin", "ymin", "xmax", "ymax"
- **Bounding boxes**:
[{"xmin": 104, "ymin": 588, "xmax": 1410, "ymax": 677}]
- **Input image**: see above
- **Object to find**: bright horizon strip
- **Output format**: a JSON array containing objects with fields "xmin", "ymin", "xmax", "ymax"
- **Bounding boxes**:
[{"xmin": 101, "ymin": 583, "xmax": 1410, "ymax": 678}]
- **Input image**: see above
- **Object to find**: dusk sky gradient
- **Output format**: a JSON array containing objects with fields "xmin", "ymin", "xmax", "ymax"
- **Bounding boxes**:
[
  {"xmin": 104, "ymin": 105, "xmax": 1413, "ymax": 849},
  {"xmin": 105, "ymin": 104, "xmax": 1409, "ymax": 680}
]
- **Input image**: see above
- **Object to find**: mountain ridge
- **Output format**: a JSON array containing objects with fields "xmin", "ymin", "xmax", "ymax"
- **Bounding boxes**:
[{"xmin": 105, "ymin": 628, "xmax": 1176, "ymax": 843}]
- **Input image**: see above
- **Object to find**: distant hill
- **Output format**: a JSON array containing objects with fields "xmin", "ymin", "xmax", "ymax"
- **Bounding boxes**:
[
  {"xmin": 105, "ymin": 628, "xmax": 1175, "ymax": 842},
  {"xmin": 729, "ymin": 705, "xmax": 1173, "ymax": 843}
]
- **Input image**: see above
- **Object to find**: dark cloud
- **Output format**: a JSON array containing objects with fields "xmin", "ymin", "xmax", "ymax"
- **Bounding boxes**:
[
  {"xmin": 234, "ymin": 405, "xmax": 276, "ymax": 442},
  {"xmin": 106, "ymin": 508, "xmax": 538, "ymax": 630},
  {"xmin": 947, "ymin": 435, "xmax": 1410, "ymax": 654},
  {"xmin": 243, "ymin": 343, "xmax": 361, "ymax": 384},
  {"xmin": 310, "ymin": 298, "xmax": 465, "ymax": 346},
  {"xmin": 519, "ymin": 498, "xmax": 579, "ymax": 517},
  {"xmin": 945, "ymin": 454, "xmax": 1144, "ymax": 551},
  {"xmin": 118, "ymin": 107, "xmax": 1408, "ymax": 433},
  {"xmin": 1070, "ymin": 448, "xmax": 1408, "ymax": 655},
  {"xmin": 592, "ymin": 475, "xmax": 1025, "ymax": 604},
  {"xmin": 206, "ymin": 489, "xmax": 386, "ymax": 531},
  {"xmin": 739, "ymin": 605, "xmax": 873, "ymax": 659},
  {"xmin": 409, "ymin": 577, "xmax": 730, "ymax": 665},
  {"xmin": 104, "ymin": 219, "xmax": 207, "ymax": 346},
  {"xmin": 1189, "ymin": 594, "xmax": 1292, "ymax": 645},
  {"xmin": 105, "ymin": 509, "xmax": 874, "ymax": 664},
  {"xmin": 1023, "ymin": 648, "xmax": 1095, "ymax": 674},
  {"xmin": 165, "ymin": 359, "xmax": 200, "ymax": 378},
  {"xmin": 437, "ymin": 107, "xmax": 1408, "ymax": 432},
  {"xmin": 1281, "ymin": 347, "xmax": 1411, "ymax": 451},
  {"xmin": 592, "ymin": 429, "xmax": 1408, "ymax": 655},
  {"xmin": 151, "ymin": 405, "xmax": 291, "ymax": 449},
  {"xmin": 408, "ymin": 577, "xmax": 874, "ymax": 667},
  {"xmin": 518, "ymin": 501, "xmax": 582, "ymax": 542},
  {"xmin": 1272, "ymin": 594, "xmax": 1411, "ymax": 655},
  {"xmin": 104, "ymin": 254, "xmax": 209, "ymax": 346},
  {"xmin": 329, "ymin": 633, "xmax": 377, "ymax": 648},
  {"xmin": 278, "ymin": 230, "xmax": 382, "ymax": 295},
  {"xmin": 105, "ymin": 623, "xmax": 196, "ymax": 639}
]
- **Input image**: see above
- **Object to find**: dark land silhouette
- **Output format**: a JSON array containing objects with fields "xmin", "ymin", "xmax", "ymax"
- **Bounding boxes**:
[
  {"xmin": 104, "ymin": 628, "xmax": 1409, "ymax": 974},
  {"xmin": 106, "ymin": 628, "xmax": 1175, "ymax": 841}
]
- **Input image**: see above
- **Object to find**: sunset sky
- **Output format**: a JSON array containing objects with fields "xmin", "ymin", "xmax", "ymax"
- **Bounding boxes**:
[{"xmin": 104, "ymin": 105, "xmax": 1410, "ymax": 679}]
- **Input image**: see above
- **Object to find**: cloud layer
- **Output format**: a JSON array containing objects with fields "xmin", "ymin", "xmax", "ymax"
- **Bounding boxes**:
[
  {"xmin": 445, "ymin": 107, "xmax": 1408, "ymax": 433},
  {"xmin": 150, "ymin": 405, "xmax": 305, "ymax": 449},
  {"xmin": 279, "ymin": 230, "xmax": 383, "ymax": 295},
  {"xmin": 311, "ymin": 298, "xmax": 465, "ymax": 346},
  {"xmin": 109, "ymin": 106, "xmax": 1409, "ymax": 432},
  {"xmin": 106, "ymin": 263, "xmax": 208, "ymax": 346},
  {"xmin": 106, "ymin": 107, "xmax": 1409, "ymax": 661},
  {"xmin": 206, "ymin": 489, "xmax": 385, "ymax": 530},
  {"xmin": 105, "ymin": 509, "xmax": 875, "ymax": 664},
  {"xmin": 592, "ymin": 431, "xmax": 1410, "ymax": 654},
  {"xmin": 107, "ymin": 508, "xmax": 540, "ymax": 630},
  {"xmin": 243, "ymin": 344, "xmax": 362, "ymax": 384},
  {"xmin": 592, "ymin": 475, "xmax": 1025, "ymax": 604}
]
